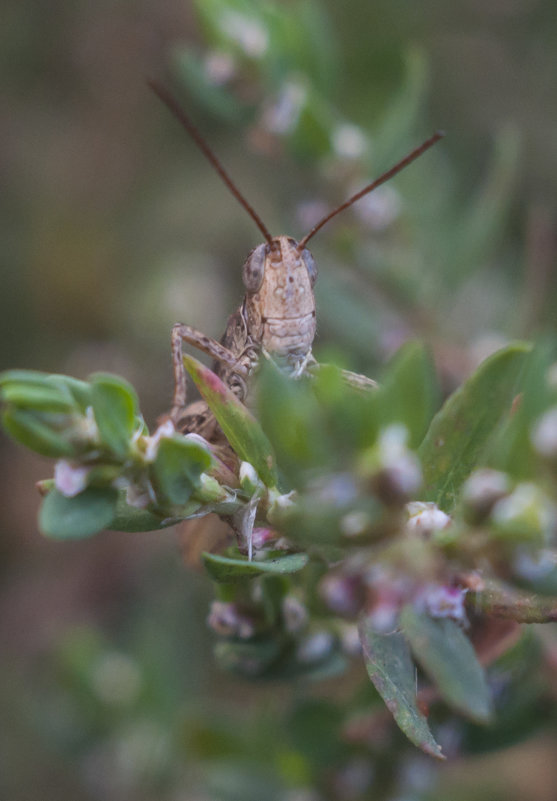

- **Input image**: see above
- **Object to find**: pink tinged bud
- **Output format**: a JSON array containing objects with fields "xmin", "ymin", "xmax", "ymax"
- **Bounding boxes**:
[
  {"xmin": 54, "ymin": 460, "xmax": 91, "ymax": 497},
  {"xmin": 406, "ymin": 502, "xmax": 451, "ymax": 535},
  {"xmin": 250, "ymin": 527, "xmax": 277, "ymax": 550},
  {"xmin": 320, "ymin": 573, "xmax": 365, "ymax": 617},
  {"xmin": 423, "ymin": 584, "xmax": 468, "ymax": 624},
  {"xmin": 207, "ymin": 601, "xmax": 256, "ymax": 640}
]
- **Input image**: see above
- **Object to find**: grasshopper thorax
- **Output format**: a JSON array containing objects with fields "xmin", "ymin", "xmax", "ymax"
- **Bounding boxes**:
[{"xmin": 241, "ymin": 235, "xmax": 317, "ymax": 366}]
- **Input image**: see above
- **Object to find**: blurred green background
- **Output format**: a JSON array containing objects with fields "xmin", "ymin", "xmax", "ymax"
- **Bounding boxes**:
[{"xmin": 2, "ymin": 0, "xmax": 557, "ymax": 799}]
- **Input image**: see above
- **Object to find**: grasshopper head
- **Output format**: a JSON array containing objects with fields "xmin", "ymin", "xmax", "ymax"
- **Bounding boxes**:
[{"xmin": 241, "ymin": 235, "xmax": 317, "ymax": 364}]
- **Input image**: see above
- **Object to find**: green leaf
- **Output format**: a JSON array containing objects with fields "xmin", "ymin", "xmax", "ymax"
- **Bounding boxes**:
[
  {"xmin": 0, "ymin": 383, "xmax": 75, "ymax": 412},
  {"xmin": 151, "ymin": 435, "xmax": 212, "ymax": 506},
  {"xmin": 110, "ymin": 490, "xmax": 177, "ymax": 532},
  {"xmin": 90, "ymin": 373, "xmax": 139, "ymax": 459},
  {"xmin": 0, "ymin": 369, "xmax": 57, "ymax": 388},
  {"xmin": 202, "ymin": 551, "xmax": 309, "ymax": 582},
  {"xmin": 39, "ymin": 487, "xmax": 118, "ymax": 539},
  {"xmin": 358, "ymin": 617, "xmax": 444, "ymax": 759},
  {"xmin": 183, "ymin": 354, "xmax": 278, "ymax": 487},
  {"xmin": 401, "ymin": 606, "xmax": 492, "ymax": 724},
  {"xmin": 2, "ymin": 408, "xmax": 78, "ymax": 457},
  {"xmin": 214, "ymin": 637, "xmax": 283, "ymax": 677},
  {"xmin": 47, "ymin": 375, "xmax": 92, "ymax": 412},
  {"xmin": 378, "ymin": 341, "xmax": 438, "ymax": 449},
  {"xmin": 419, "ymin": 342, "xmax": 531, "ymax": 511},
  {"xmin": 256, "ymin": 359, "xmax": 330, "ymax": 484},
  {"xmin": 491, "ymin": 341, "xmax": 557, "ymax": 478}
]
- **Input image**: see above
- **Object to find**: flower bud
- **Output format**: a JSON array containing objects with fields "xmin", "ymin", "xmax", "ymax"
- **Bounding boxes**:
[
  {"xmin": 405, "ymin": 501, "xmax": 451, "ymax": 536},
  {"xmin": 461, "ymin": 469, "xmax": 511, "ymax": 522},
  {"xmin": 54, "ymin": 460, "xmax": 91, "ymax": 497},
  {"xmin": 207, "ymin": 601, "xmax": 256, "ymax": 640},
  {"xmin": 421, "ymin": 583, "xmax": 468, "ymax": 624},
  {"xmin": 531, "ymin": 406, "xmax": 557, "ymax": 459},
  {"xmin": 491, "ymin": 483, "xmax": 557, "ymax": 544}
]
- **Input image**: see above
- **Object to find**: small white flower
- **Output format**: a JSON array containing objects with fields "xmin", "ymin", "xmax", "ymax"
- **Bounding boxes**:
[
  {"xmin": 378, "ymin": 425, "xmax": 422, "ymax": 496},
  {"xmin": 220, "ymin": 11, "xmax": 269, "ymax": 58},
  {"xmin": 204, "ymin": 50, "xmax": 236, "ymax": 85},
  {"xmin": 406, "ymin": 501, "xmax": 451, "ymax": 535},
  {"xmin": 491, "ymin": 483, "xmax": 557, "ymax": 542},
  {"xmin": 143, "ymin": 419, "xmax": 175, "ymax": 462},
  {"xmin": 54, "ymin": 460, "xmax": 91, "ymax": 497},
  {"xmin": 531, "ymin": 406, "xmax": 557, "ymax": 458},
  {"xmin": 262, "ymin": 81, "xmax": 306, "ymax": 135},
  {"xmin": 296, "ymin": 630, "xmax": 334, "ymax": 663},
  {"xmin": 332, "ymin": 123, "xmax": 368, "ymax": 160},
  {"xmin": 352, "ymin": 184, "xmax": 401, "ymax": 231},
  {"xmin": 282, "ymin": 596, "xmax": 308, "ymax": 633},
  {"xmin": 239, "ymin": 461, "xmax": 260, "ymax": 492},
  {"xmin": 125, "ymin": 482, "xmax": 151, "ymax": 509},
  {"xmin": 340, "ymin": 511, "xmax": 370, "ymax": 538},
  {"xmin": 462, "ymin": 469, "xmax": 511, "ymax": 509}
]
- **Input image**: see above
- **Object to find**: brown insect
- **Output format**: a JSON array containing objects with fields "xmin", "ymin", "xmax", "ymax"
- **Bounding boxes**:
[{"xmin": 150, "ymin": 81, "xmax": 443, "ymax": 452}]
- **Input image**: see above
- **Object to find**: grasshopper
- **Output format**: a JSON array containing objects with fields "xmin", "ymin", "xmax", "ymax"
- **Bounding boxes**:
[{"xmin": 150, "ymin": 82, "xmax": 443, "ymax": 443}]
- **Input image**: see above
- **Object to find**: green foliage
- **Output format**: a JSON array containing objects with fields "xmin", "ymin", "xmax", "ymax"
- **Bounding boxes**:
[
  {"xmin": 183, "ymin": 353, "xmax": 278, "ymax": 488},
  {"xmin": 39, "ymin": 487, "xmax": 119, "ymax": 539},
  {"xmin": 359, "ymin": 619, "xmax": 444, "ymax": 759},
  {"xmin": 419, "ymin": 342, "xmax": 531, "ymax": 511},
  {"xmin": 202, "ymin": 550, "xmax": 309, "ymax": 582},
  {"xmin": 401, "ymin": 606, "xmax": 492, "ymax": 724},
  {"xmin": 89, "ymin": 373, "xmax": 140, "ymax": 460},
  {"xmin": 4, "ymin": 334, "xmax": 557, "ymax": 757}
]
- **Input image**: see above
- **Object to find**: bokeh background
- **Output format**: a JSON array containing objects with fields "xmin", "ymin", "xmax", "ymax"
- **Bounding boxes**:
[{"xmin": 2, "ymin": 1, "xmax": 557, "ymax": 799}]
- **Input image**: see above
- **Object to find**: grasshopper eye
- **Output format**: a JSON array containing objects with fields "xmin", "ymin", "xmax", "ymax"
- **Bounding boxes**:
[
  {"xmin": 242, "ymin": 244, "xmax": 266, "ymax": 293},
  {"xmin": 301, "ymin": 248, "xmax": 317, "ymax": 287}
]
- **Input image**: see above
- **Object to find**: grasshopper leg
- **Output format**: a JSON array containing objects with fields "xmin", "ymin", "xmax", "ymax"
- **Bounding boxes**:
[{"xmin": 170, "ymin": 323, "xmax": 239, "ymax": 423}]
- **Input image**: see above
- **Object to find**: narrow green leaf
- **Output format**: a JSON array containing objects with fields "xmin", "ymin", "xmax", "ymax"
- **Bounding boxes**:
[
  {"xmin": 202, "ymin": 551, "xmax": 309, "ymax": 583},
  {"xmin": 2, "ymin": 408, "xmax": 77, "ymax": 457},
  {"xmin": 90, "ymin": 373, "xmax": 139, "ymax": 459},
  {"xmin": 491, "ymin": 341, "xmax": 557, "ymax": 479},
  {"xmin": 419, "ymin": 343, "xmax": 531, "ymax": 511},
  {"xmin": 358, "ymin": 617, "xmax": 444, "ymax": 759},
  {"xmin": 378, "ymin": 341, "xmax": 438, "ymax": 449},
  {"xmin": 183, "ymin": 354, "xmax": 278, "ymax": 488},
  {"xmin": 401, "ymin": 606, "xmax": 493, "ymax": 724},
  {"xmin": 39, "ymin": 487, "xmax": 118, "ymax": 539},
  {"xmin": 151, "ymin": 435, "xmax": 212, "ymax": 506}
]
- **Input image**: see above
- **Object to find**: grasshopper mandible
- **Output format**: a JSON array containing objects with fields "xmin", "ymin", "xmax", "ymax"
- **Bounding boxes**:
[{"xmin": 150, "ymin": 82, "xmax": 443, "ymax": 441}]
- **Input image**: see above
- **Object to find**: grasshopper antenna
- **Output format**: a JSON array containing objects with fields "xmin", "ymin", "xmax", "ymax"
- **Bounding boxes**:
[
  {"xmin": 297, "ymin": 130, "xmax": 445, "ymax": 251},
  {"xmin": 149, "ymin": 79, "xmax": 274, "ymax": 245}
]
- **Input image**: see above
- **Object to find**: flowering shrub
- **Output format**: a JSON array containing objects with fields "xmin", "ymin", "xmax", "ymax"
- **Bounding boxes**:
[{"xmin": 3, "ymin": 337, "xmax": 557, "ymax": 763}]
